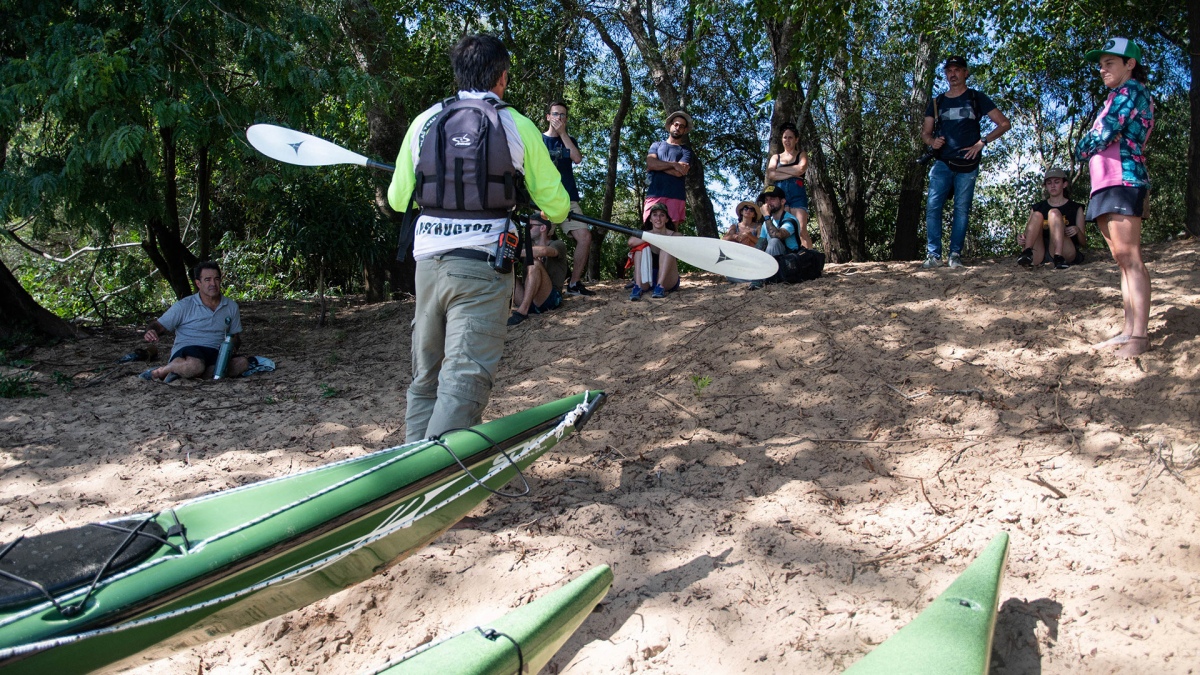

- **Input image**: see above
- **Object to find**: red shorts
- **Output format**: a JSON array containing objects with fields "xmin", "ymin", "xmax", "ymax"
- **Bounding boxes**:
[{"xmin": 643, "ymin": 197, "xmax": 686, "ymax": 224}]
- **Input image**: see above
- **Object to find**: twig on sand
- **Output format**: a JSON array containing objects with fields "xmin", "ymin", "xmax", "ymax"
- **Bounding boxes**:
[
  {"xmin": 856, "ymin": 510, "xmax": 989, "ymax": 566},
  {"xmin": 1025, "ymin": 474, "xmax": 1068, "ymax": 499},
  {"xmin": 1134, "ymin": 441, "xmax": 1191, "ymax": 497},
  {"xmin": 1054, "ymin": 380, "xmax": 1081, "ymax": 453},
  {"xmin": 796, "ymin": 434, "xmax": 990, "ymax": 446},
  {"xmin": 652, "ymin": 391, "xmax": 702, "ymax": 421},
  {"xmin": 933, "ymin": 388, "xmax": 984, "ymax": 396},
  {"xmin": 892, "ymin": 473, "xmax": 945, "ymax": 515},
  {"xmin": 935, "ymin": 440, "xmax": 985, "ymax": 482},
  {"xmin": 886, "ymin": 383, "xmax": 927, "ymax": 400}
]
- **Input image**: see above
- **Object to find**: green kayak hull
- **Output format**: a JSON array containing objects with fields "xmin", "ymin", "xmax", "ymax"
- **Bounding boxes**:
[
  {"xmin": 844, "ymin": 532, "xmax": 1010, "ymax": 675},
  {"xmin": 0, "ymin": 391, "xmax": 605, "ymax": 674},
  {"xmin": 372, "ymin": 565, "xmax": 612, "ymax": 675}
]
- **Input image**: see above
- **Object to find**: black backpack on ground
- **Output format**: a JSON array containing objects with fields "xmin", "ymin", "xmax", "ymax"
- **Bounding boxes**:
[
  {"xmin": 414, "ymin": 96, "xmax": 519, "ymax": 219},
  {"xmin": 771, "ymin": 247, "xmax": 825, "ymax": 284}
]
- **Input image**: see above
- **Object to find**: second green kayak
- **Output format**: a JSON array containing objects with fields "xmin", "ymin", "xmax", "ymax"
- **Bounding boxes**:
[
  {"xmin": 844, "ymin": 532, "xmax": 1010, "ymax": 674},
  {"xmin": 371, "ymin": 565, "xmax": 613, "ymax": 675}
]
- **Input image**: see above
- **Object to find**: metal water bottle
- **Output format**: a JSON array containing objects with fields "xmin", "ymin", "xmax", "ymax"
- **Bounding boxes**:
[{"xmin": 213, "ymin": 317, "xmax": 233, "ymax": 379}]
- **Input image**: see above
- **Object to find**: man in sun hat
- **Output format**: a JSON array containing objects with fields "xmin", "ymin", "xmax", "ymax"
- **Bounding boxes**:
[{"xmin": 644, "ymin": 110, "xmax": 694, "ymax": 224}]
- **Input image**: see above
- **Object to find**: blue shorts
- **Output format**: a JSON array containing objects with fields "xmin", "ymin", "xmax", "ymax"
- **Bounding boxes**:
[
  {"xmin": 774, "ymin": 179, "xmax": 809, "ymax": 211},
  {"xmin": 171, "ymin": 345, "xmax": 220, "ymax": 366},
  {"xmin": 531, "ymin": 288, "xmax": 563, "ymax": 314}
]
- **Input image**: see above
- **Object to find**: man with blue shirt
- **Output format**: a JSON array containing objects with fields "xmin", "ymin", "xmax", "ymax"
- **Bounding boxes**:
[
  {"xmin": 758, "ymin": 186, "xmax": 801, "ymax": 255},
  {"xmin": 142, "ymin": 261, "xmax": 249, "ymax": 380},
  {"xmin": 542, "ymin": 101, "xmax": 594, "ymax": 296},
  {"xmin": 920, "ymin": 56, "xmax": 1011, "ymax": 269},
  {"xmin": 644, "ymin": 111, "xmax": 694, "ymax": 224}
]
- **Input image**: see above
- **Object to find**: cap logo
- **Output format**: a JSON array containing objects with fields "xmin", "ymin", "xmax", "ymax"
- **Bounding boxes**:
[{"xmin": 1104, "ymin": 39, "xmax": 1117, "ymax": 50}]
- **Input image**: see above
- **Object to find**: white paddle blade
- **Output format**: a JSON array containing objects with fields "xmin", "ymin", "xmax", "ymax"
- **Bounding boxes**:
[
  {"xmin": 246, "ymin": 124, "xmax": 370, "ymax": 167},
  {"xmin": 641, "ymin": 232, "xmax": 779, "ymax": 280}
]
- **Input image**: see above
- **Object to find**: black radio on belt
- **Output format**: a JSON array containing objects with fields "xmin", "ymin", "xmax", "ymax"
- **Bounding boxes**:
[{"xmin": 492, "ymin": 229, "xmax": 519, "ymax": 273}]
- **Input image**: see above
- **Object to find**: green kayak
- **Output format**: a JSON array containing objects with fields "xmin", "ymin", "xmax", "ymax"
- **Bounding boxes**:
[
  {"xmin": 0, "ymin": 391, "xmax": 605, "ymax": 674},
  {"xmin": 844, "ymin": 532, "xmax": 1010, "ymax": 675},
  {"xmin": 371, "ymin": 565, "xmax": 612, "ymax": 675}
]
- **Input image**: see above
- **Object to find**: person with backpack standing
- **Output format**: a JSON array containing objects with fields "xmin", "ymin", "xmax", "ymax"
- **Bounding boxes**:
[
  {"xmin": 1076, "ymin": 37, "xmax": 1155, "ymax": 358},
  {"xmin": 920, "ymin": 56, "xmax": 1011, "ymax": 269},
  {"xmin": 387, "ymin": 35, "xmax": 570, "ymax": 441}
]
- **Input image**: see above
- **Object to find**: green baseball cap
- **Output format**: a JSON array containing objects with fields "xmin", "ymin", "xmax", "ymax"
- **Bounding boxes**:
[{"xmin": 1085, "ymin": 37, "xmax": 1141, "ymax": 63}]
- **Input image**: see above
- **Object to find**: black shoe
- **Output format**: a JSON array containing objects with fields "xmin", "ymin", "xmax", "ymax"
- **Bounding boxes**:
[
  {"xmin": 1053, "ymin": 255, "xmax": 1069, "ymax": 269},
  {"xmin": 566, "ymin": 282, "xmax": 595, "ymax": 296},
  {"xmin": 507, "ymin": 311, "xmax": 527, "ymax": 326},
  {"xmin": 1017, "ymin": 248, "xmax": 1034, "ymax": 267}
]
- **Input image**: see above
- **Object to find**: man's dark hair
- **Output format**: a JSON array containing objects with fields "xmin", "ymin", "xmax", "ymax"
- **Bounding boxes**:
[
  {"xmin": 450, "ymin": 35, "xmax": 511, "ymax": 92},
  {"xmin": 192, "ymin": 261, "xmax": 221, "ymax": 281},
  {"xmin": 547, "ymin": 101, "xmax": 569, "ymax": 114}
]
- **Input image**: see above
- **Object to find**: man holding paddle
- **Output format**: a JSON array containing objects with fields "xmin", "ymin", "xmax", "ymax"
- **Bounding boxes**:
[{"xmin": 387, "ymin": 34, "xmax": 570, "ymax": 441}]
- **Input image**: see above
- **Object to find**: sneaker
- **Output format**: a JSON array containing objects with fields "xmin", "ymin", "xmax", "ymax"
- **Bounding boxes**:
[
  {"xmin": 138, "ymin": 369, "xmax": 155, "ymax": 381},
  {"xmin": 948, "ymin": 254, "xmax": 964, "ymax": 268},
  {"xmin": 921, "ymin": 255, "xmax": 943, "ymax": 269},
  {"xmin": 624, "ymin": 281, "xmax": 636, "ymax": 289},
  {"xmin": 507, "ymin": 311, "xmax": 527, "ymax": 326},
  {"xmin": 629, "ymin": 285, "xmax": 642, "ymax": 301},
  {"xmin": 651, "ymin": 284, "xmax": 666, "ymax": 299},
  {"xmin": 1053, "ymin": 254, "xmax": 1069, "ymax": 269},
  {"xmin": 1017, "ymin": 248, "xmax": 1034, "ymax": 267},
  {"xmin": 748, "ymin": 281, "xmax": 763, "ymax": 290},
  {"xmin": 163, "ymin": 373, "xmax": 180, "ymax": 383},
  {"xmin": 566, "ymin": 282, "xmax": 595, "ymax": 296}
]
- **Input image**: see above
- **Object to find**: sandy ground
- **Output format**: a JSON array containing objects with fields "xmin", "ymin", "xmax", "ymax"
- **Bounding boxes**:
[{"xmin": 2, "ymin": 238, "xmax": 1199, "ymax": 674}]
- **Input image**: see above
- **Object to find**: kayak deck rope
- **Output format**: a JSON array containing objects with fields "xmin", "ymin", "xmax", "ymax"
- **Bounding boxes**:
[
  {"xmin": 478, "ymin": 627, "xmax": 524, "ymax": 674},
  {"xmin": 0, "ymin": 516, "xmax": 182, "ymax": 618},
  {"xmin": 430, "ymin": 427, "xmax": 531, "ymax": 498}
]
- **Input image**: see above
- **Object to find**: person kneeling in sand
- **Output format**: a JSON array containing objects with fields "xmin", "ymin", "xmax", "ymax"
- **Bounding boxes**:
[
  {"xmin": 141, "ymin": 261, "xmax": 250, "ymax": 381},
  {"xmin": 508, "ymin": 216, "xmax": 569, "ymax": 326},
  {"xmin": 1016, "ymin": 168, "xmax": 1086, "ymax": 269}
]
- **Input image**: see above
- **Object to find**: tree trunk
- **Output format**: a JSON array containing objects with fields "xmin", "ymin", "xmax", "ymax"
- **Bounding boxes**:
[
  {"xmin": 892, "ymin": 35, "xmax": 937, "ymax": 260},
  {"xmin": 198, "ymin": 145, "xmax": 212, "ymax": 261},
  {"xmin": 1187, "ymin": 1, "xmax": 1200, "ymax": 237},
  {"xmin": 620, "ymin": 0, "xmax": 719, "ymax": 238},
  {"xmin": 0, "ymin": 259, "xmax": 75, "ymax": 340},
  {"xmin": 339, "ymin": 0, "xmax": 409, "ymax": 300},
  {"xmin": 578, "ymin": 5, "xmax": 632, "ymax": 280}
]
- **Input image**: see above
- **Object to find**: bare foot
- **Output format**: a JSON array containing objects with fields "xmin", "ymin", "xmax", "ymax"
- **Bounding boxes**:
[
  {"xmin": 1114, "ymin": 336, "xmax": 1149, "ymax": 359},
  {"xmin": 1091, "ymin": 334, "xmax": 1130, "ymax": 350}
]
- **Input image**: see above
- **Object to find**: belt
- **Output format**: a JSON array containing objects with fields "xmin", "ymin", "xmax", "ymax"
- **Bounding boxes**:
[{"xmin": 439, "ymin": 248, "xmax": 494, "ymax": 262}]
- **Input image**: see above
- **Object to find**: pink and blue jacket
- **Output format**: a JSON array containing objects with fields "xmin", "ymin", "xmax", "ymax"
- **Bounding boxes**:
[{"xmin": 1076, "ymin": 79, "xmax": 1154, "ymax": 194}]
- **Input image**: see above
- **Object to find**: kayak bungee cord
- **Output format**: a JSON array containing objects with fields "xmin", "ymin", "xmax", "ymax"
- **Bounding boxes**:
[
  {"xmin": 479, "ymin": 627, "xmax": 524, "ymax": 674},
  {"xmin": 430, "ymin": 426, "xmax": 532, "ymax": 498}
]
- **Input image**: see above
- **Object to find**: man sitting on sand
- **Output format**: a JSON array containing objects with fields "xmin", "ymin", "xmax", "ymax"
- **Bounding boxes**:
[
  {"xmin": 141, "ymin": 261, "xmax": 250, "ymax": 381},
  {"xmin": 508, "ymin": 216, "xmax": 569, "ymax": 326}
]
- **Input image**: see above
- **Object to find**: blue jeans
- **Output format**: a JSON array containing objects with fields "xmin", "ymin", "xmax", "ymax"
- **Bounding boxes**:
[{"xmin": 925, "ymin": 160, "xmax": 979, "ymax": 259}]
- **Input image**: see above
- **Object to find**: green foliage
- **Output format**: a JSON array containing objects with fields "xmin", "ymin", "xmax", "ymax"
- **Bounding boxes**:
[
  {"xmin": 691, "ymin": 374, "xmax": 712, "ymax": 397},
  {"xmin": 0, "ymin": 371, "xmax": 44, "ymax": 399},
  {"xmin": 52, "ymin": 370, "xmax": 75, "ymax": 391},
  {"xmin": 319, "ymin": 383, "xmax": 339, "ymax": 398}
]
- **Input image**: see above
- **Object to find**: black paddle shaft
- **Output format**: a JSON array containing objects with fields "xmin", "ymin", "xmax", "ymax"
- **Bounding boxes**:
[
  {"xmin": 366, "ymin": 159, "xmax": 395, "ymax": 172},
  {"xmin": 566, "ymin": 212, "xmax": 641, "ymax": 238}
]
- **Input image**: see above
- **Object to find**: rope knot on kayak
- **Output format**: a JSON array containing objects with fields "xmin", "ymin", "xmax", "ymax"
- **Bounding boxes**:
[{"xmin": 478, "ymin": 627, "xmax": 524, "ymax": 674}]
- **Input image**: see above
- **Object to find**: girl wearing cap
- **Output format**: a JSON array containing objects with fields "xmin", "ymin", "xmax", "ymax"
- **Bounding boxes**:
[
  {"xmin": 764, "ymin": 123, "xmax": 813, "ymax": 249},
  {"xmin": 1076, "ymin": 37, "xmax": 1155, "ymax": 358},
  {"xmin": 628, "ymin": 203, "xmax": 680, "ymax": 300},
  {"xmin": 1016, "ymin": 169, "xmax": 1086, "ymax": 269}
]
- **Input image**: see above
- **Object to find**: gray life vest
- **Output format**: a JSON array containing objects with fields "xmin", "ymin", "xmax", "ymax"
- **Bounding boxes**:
[{"xmin": 414, "ymin": 96, "xmax": 520, "ymax": 219}]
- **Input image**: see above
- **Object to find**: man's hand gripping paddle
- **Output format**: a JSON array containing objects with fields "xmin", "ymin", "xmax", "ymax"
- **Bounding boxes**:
[{"xmin": 246, "ymin": 124, "xmax": 778, "ymax": 279}]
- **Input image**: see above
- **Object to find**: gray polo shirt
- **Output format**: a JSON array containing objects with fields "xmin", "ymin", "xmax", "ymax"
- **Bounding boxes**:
[{"xmin": 158, "ymin": 293, "xmax": 242, "ymax": 359}]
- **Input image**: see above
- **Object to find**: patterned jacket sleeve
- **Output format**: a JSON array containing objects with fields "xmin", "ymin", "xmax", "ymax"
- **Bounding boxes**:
[{"xmin": 1076, "ymin": 88, "xmax": 1133, "ymax": 160}]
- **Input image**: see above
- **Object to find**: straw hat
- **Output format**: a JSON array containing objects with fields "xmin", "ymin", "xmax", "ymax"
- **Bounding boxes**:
[
  {"xmin": 664, "ymin": 111, "xmax": 694, "ymax": 130},
  {"xmin": 735, "ymin": 201, "xmax": 762, "ymax": 222}
]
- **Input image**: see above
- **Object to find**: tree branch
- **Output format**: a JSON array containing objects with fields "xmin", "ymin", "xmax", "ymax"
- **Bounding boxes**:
[{"xmin": 2, "ymin": 229, "xmax": 143, "ymax": 264}]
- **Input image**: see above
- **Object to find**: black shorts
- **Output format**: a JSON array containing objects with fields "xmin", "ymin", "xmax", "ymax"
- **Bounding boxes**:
[
  {"xmin": 1086, "ymin": 186, "xmax": 1148, "ymax": 222},
  {"xmin": 171, "ymin": 345, "xmax": 220, "ymax": 366}
]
